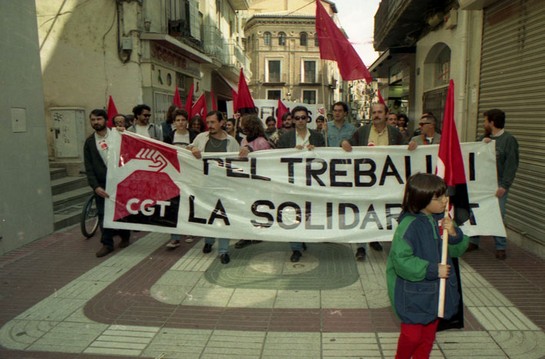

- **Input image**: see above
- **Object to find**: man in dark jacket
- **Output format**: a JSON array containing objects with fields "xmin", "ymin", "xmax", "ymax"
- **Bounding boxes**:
[
  {"xmin": 83, "ymin": 109, "xmax": 131, "ymax": 257},
  {"xmin": 341, "ymin": 102, "xmax": 405, "ymax": 260},
  {"xmin": 277, "ymin": 105, "xmax": 325, "ymax": 262}
]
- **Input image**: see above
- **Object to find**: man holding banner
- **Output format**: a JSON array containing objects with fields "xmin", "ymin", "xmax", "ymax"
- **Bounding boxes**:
[
  {"xmin": 468, "ymin": 109, "xmax": 519, "ymax": 260},
  {"xmin": 186, "ymin": 110, "xmax": 240, "ymax": 264},
  {"xmin": 277, "ymin": 105, "xmax": 325, "ymax": 262},
  {"xmin": 341, "ymin": 102, "xmax": 405, "ymax": 260}
]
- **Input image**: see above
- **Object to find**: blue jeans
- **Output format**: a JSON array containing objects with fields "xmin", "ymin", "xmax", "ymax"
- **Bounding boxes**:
[
  {"xmin": 290, "ymin": 242, "xmax": 304, "ymax": 251},
  {"xmin": 171, "ymin": 234, "xmax": 181, "ymax": 242},
  {"xmin": 205, "ymin": 238, "xmax": 230, "ymax": 254},
  {"xmin": 470, "ymin": 191, "xmax": 508, "ymax": 250}
]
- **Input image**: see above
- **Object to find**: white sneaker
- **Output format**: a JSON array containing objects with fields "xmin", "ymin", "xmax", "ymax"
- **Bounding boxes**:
[
  {"xmin": 166, "ymin": 240, "xmax": 181, "ymax": 248},
  {"xmin": 184, "ymin": 237, "xmax": 195, "ymax": 243}
]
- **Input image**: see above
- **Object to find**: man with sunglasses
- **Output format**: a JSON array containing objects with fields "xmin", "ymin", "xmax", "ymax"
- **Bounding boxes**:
[
  {"xmin": 127, "ymin": 104, "xmax": 162, "ymax": 140},
  {"xmin": 407, "ymin": 113, "xmax": 441, "ymax": 149},
  {"xmin": 277, "ymin": 105, "xmax": 325, "ymax": 262}
]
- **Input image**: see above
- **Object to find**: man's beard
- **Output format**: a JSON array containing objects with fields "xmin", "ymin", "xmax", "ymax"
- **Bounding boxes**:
[{"xmin": 93, "ymin": 123, "xmax": 106, "ymax": 131}]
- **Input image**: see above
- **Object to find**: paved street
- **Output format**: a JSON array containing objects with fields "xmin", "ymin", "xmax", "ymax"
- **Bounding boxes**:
[{"xmin": 1, "ymin": 225, "xmax": 544, "ymax": 358}]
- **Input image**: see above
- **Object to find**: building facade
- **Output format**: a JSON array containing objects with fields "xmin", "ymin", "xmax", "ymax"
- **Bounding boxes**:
[
  {"xmin": 36, "ymin": 0, "xmax": 250, "ymax": 172},
  {"xmin": 243, "ymin": 0, "xmax": 342, "ymax": 111},
  {"xmin": 371, "ymin": 0, "xmax": 545, "ymax": 255}
]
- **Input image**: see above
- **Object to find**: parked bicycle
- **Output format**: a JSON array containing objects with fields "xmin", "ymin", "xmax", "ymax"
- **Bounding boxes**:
[{"xmin": 81, "ymin": 194, "xmax": 99, "ymax": 238}]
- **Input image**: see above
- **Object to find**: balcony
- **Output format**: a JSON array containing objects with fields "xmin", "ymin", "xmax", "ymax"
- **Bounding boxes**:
[
  {"xmin": 203, "ymin": 25, "xmax": 225, "ymax": 61},
  {"xmin": 227, "ymin": 0, "xmax": 251, "ymax": 11},
  {"xmin": 374, "ymin": 0, "xmax": 451, "ymax": 51}
]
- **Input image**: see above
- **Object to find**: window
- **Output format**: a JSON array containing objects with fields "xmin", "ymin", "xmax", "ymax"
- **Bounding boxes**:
[
  {"xmin": 266, "ymin": 60, "xmax": 281, "ymax": 83},
  {"xmin": 278, "ymin": 32, "xmax": 286, "ymax": 46},
  {"xmin": 267, "ymin": 90, "xmax": 281, "ymax": 100},
  {"xmin": 264, "ymin": 32, "xmax": 271, "ymax": 46},
  {"xmin": 300, "ymin": 32, "xmax": 308, "ymax": 46},
  {"xmin": 302, "ymin": 90, "xmax": 317, "ymax": 104},
  {"xmin": 302, "ymin": 60, "xmax": 316, "ymax": 83},
  {"xmin": 435, "ymin": 48, "xmax": 450, "ymax": 86},
  {"xmin": 314, "ymin": 35, "xmax": 319, "ymax": 47}
]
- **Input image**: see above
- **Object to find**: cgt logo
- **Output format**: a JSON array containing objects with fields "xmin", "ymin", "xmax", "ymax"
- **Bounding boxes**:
[
  {"xmin": 114, "ymin": 170, "xmax": 180, "ymax": 227},
  {"xmin": 126, "ymin": 199, "xmax": 172, "ymax": 217},
  {"xmin": 114, "ymin": 135, "xmax": 182, "ymax": 228}
]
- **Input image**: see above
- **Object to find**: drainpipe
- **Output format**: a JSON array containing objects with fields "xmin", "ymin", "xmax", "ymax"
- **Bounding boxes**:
[
  {"xmin": 458, "ymin": 9, "xmax": 470, "ymax": 141},
  {"xmin": 117, "ymin": 0, "xmax": 132, "ymax": 63}
]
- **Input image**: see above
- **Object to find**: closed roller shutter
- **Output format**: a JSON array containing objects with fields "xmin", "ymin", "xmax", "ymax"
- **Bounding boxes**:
[{"xmin": 478, "ymin": 0, "xmax": 545, "ymax": 244}]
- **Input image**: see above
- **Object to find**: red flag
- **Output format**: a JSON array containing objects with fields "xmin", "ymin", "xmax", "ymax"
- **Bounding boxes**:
[
  {"xmin": 231, "ymin": 89, "xmax": 238, "ymax": 114},
  {"xmin": 210, "ymin": 90, "xmax": 218, "ymax": 111},
  {"xmin": 173, "ymin": 86, "xmax": 183, "ymax": 108},
  {"xmin": 185, "ymin": 83, "xmax": 194, "ymax": 114},
  {"xmin": 276, "ymin": 99, "xmax": 289, "ymax": 129},
  {"xmin": 377, "ymin": 89, "xmax": 386, "ymax": 105},
  {"xmin": 106, "ymin": 96, "xmax": 119, "ymax": 128},
  {"xmin": 315, "ymin": 0, "xmax": 373, "ymax": 82},
  {"xmin": 236, "ymin": 68, "xmax": 256, "ymax": 114},
  {"xmin": 191, "ymin": 94, "xmax": 208, "ymax": 119},
  {"xmin": 436, "ymin": 80, "xmax": 470, "ymax": 225}
]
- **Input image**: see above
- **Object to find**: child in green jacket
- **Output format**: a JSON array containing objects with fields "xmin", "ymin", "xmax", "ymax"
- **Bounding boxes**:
[{"xmin": 386, "ymin": 173, "xmax": 468, "ymax": 358}]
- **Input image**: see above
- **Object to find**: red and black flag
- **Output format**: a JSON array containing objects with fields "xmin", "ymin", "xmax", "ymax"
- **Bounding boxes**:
[
  {"xmin": 436, "ymin": 79, "xmax": 470, "ymax": 331},
  {"xmin": 236, "ymin": 68, "xmax": 257, "ymax": 115}
]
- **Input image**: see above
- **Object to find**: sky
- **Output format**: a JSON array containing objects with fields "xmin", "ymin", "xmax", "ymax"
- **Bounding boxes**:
[{"xmin": 333, "ymin": 0, "xmax": 381, "ymax": 68}]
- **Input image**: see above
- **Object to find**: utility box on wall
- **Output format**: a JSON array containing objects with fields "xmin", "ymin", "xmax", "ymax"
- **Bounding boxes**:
[{"xmin": 50, "ymin": 107, "xmax": 85, "ymax": 159}]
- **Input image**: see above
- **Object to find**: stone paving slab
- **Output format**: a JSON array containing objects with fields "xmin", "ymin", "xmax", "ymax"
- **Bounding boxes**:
[{"xmin": 1, "ymin": 226, "xmax": 545, "ymax": 358}]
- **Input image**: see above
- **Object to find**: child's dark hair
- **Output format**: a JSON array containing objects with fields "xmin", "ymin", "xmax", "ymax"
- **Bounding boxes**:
[{"xmin": 402, "ymin": 173, "xmax": 447, "ymax": 214}]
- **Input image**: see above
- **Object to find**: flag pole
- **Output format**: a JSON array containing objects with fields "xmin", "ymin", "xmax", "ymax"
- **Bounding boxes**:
[{"xmin": 438, "ymin": 197, "xmax": 450, "ymax": 318}]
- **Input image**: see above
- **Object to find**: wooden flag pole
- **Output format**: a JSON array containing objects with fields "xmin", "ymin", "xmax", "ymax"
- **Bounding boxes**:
[{"xmin": 437, "ymin": 197, "xmax": 450, "ymax": 318}]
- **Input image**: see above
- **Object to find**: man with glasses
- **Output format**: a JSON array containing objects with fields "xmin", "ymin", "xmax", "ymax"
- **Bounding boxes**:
[
  {"xmin": 277, "ymin": 105, "xmax": 325, "ymax": 262},
  {"xmin": 407, "ymin": 113, "xmax": 441, "ymax": 149},
  {"xmin": 127, "ymin": 104, "xmax": 162, "ymax": 140},
  {"xmin": 341, "ymin": 102, "xmax": 405, "ymax": 260}
]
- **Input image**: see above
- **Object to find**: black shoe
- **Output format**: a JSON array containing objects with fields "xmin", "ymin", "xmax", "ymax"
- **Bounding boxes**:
[
  {"xmin": 96, "ymin": 245, "xmax": 113, "ymax": 258},
  {"xmin": 119, "ymin": 237, "xmax": 130, "ymax": 248},
  {"xmin": 220, "ymin": 253, "xmax": 230, "ymax": 264},
  {"xmin": 234, "ymin": 239, "xmax": 252, "ymax": 249},
  {"xmin": 355, "ymin": 247, "xmax": 366, "ymax": 261},
  {"xmin": 370, "ymin": 242, "xmax": 383, "ymax": 251},
  {"xmin": 290, "ymin": 250, "xmax": 302, "ymax": 262},
  {"xmin": 495, "ymin": 250, "xmax": 506, "ymax": 260},
  {"xmin": 203, "ymin": 243, "xmax": 213, "ymax": 253}
]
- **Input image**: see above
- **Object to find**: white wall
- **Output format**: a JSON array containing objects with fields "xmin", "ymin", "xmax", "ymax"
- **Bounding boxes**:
[{"xmin": 0, "ymin": 0, "xmax": 54, "ymax": 254}]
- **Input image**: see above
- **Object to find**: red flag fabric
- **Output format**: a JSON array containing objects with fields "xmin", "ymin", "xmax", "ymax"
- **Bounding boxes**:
[
  {"xmin": 106, "ymin": 96, "xmax": 119, "ymax": 128},
  {"xmin": 276, "ymin": 99, "xmax": 289, "ymax": 129},
  {"xmin": 191, "ymin": 94, "xmax": 208, "ymax": 119},
  {"xmin": 173, "ymin": 87, "xmax": 183, "ymax": 108},
  {"xmin": 315, "ymin": 0, "xmax": 373, "ymax": 83},
  {"xmin": 231, "ymin": 89, "xmax": 238, "ymax": 114},
  {"xmin": 436, "ymin": 80, "xmax": 470, "ymax": 225},
  {"xmin": 377, "ymin": 89, "xmax": 386, "ymax": 105},
  {"xmin": 210, "ymin": 90, "xmax": 218, "ymax": 111},
  {"xmin": 236, "ymin": 68, "xmax": 256, "ymax": 114},
  {"xmin": 185, "ymin": 83, "xmax": 194, "ymax": 114}
]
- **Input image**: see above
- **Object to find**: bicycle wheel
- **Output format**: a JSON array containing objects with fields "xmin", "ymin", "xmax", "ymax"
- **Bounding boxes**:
[{"xmin": 81, "ymin": 195, "xmax": 100, "ymax": 238}]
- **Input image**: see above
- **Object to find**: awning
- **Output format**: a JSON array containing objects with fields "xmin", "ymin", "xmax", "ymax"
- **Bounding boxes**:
[
  {"xmin": 369, "ymin": 47, "xmax": 416, "ymax": 79},
  {"xmin": 140, "ymin": 33, "xmax": 213, "ymax": 64},
  {"xmin": 212, "ymin": 71, "xmax": 238, "ymax": 99}
]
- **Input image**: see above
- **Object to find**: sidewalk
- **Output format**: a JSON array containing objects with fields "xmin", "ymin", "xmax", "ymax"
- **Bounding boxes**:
[{"xmin": 1, "ymin": 225, "xmax": 544, "ymax": 359}]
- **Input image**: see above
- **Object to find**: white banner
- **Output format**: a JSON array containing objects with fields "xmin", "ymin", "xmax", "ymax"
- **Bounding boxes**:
[{"xmin": 104, "ymin": 131, "xmax": 505, "ymax": 242}]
